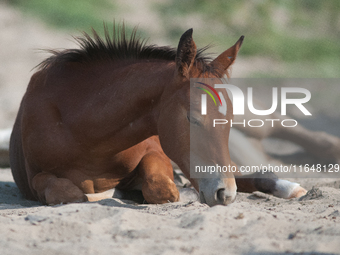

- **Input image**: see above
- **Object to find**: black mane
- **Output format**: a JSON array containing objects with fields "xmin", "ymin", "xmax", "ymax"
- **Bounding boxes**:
[{"xmin": 37, "ymin": 25, "xmax": 215, "ymax": 73}]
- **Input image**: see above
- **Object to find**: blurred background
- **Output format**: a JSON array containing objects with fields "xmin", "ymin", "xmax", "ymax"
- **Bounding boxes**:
[{"xmin": 0, "ymin": 0, "xmax": 339, "ymax": 131}]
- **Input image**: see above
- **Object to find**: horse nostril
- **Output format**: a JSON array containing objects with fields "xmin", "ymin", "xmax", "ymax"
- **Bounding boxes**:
[
  {"xmin": 216, "ymin": 188, "xmax": 235, "ymax": 205},
  {"xmin": 216, "ymin": 188, "xmax": 226, "ymax": 202}
]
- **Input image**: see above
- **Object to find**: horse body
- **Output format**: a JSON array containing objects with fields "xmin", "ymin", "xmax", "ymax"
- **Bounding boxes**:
[
  {"xmin": 22, "ymin": 61, "xmax": 169, "ymax": 171},
  {"xmin": 10, "ymin": 27, "xmax": 306, "ymax": 206},
  {"xmin": 17, "ymin": 57, "xmax": 183, "ymax": 204}
]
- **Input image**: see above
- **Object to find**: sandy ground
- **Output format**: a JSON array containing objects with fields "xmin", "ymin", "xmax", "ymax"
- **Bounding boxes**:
[
  {"xmin": 1, "ymin": 2, "xmax": 340, "ymax": 255},
  {"xmin": 1, "ymin": 168, "xmax": 340, "ymax": 255}
]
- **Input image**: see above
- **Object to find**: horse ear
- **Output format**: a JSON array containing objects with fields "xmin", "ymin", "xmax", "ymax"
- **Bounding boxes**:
[
  {"xmin": 211, "ymin": 36, "xmax": 244, "ymax": 73},
  {"xmin": 176, "ymin": 29, "xmax": 197, "ymax": 77}
]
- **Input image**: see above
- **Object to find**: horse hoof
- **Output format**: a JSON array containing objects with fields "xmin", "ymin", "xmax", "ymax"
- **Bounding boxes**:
[
  {"xmin": 272, "ymin": 180, "xmax": 307, "ymax": 199},
  {"xmin": 288, "ymin": 186, "xmax": 307, "ymax": 199},
  {"xmin": 178, "ymin": 188, "xmax": 199, "ymax": 202}
]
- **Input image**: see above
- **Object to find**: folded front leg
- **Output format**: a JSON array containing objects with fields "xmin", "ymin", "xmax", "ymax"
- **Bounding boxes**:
[
  {"xmin": 138, "ymin": 152, "xmax": 179, "ymax": 204},
  {"xmin": 32, "ymin": 172, "xmax": 87, "ymax": 205}
]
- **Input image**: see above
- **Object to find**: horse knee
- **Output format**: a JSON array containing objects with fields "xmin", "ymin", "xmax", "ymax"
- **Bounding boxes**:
[{"xmin": 142, "ymin": 175, "xmax": 179, "ymax": 204}]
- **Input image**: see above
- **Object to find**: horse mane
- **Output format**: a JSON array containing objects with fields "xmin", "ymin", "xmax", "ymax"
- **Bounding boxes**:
[{"xmin": 37, "ymin": 24, "xmax": 217, "ymax": 74}]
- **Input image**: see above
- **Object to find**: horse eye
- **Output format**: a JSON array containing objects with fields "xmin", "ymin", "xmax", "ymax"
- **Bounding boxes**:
[{"xmin": 187, "ymin": 115, "xmax": 202, "ymax": 126}]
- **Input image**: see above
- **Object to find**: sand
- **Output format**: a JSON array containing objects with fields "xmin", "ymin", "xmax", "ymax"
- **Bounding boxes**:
[{"xmin": 1, "ymin": 168, "xmax": 340, "ymax": 255}]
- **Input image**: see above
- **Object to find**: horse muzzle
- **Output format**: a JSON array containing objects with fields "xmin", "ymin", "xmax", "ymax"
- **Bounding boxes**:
[{"xmin": 198, "ymin": 178, "xmax": 237, "ymax": 206}]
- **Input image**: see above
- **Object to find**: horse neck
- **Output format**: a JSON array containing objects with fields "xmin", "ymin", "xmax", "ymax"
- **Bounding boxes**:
[{"xmin": 102, "ymin": 60, "xmax": 176, "ymax": 140}]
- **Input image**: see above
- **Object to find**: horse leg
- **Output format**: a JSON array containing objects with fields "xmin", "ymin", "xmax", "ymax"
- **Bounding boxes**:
[
  {"xmin": 229, "ymin": 128, "xmax": 270, "ymax": 167},
  {"xmin": 31, "ymin": 172, "xmax": 87, "ymax": 205},
  {"xmin": 235, "ymin": 112, "xmax": 340, "ymax": 162},
  {"xmin": 235, "ymin": 171, "xmax": 307, "ymax": 199},
  {"xmin": 137, "ymin": 152, "xmax": 179, "ymax": 204},
  {"xmin": 85, "ymin": 189, "xmax": 116, "ymax": 202},
  {"xmin": 271, "ymin": 124, "xmax": 340, "ymax": 162}
]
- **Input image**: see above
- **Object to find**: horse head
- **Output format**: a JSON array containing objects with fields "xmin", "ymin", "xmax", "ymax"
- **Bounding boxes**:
[{"xmin": 158, "ymin": 29, "xmax": 244, "ymax": 206}]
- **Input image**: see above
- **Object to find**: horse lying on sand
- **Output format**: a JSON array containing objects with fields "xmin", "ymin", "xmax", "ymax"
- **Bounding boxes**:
[{"xmin": 9, "ymin": 26, "xmax": 307, "ymax": 206}]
